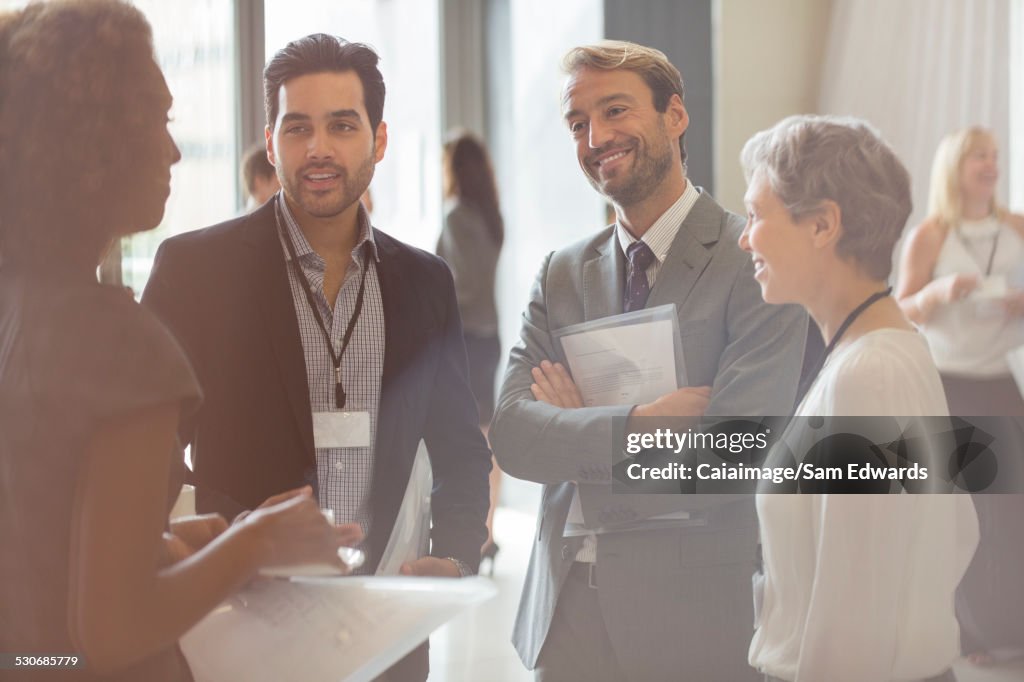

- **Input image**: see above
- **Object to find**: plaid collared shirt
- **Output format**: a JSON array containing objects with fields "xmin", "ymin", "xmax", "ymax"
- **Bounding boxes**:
[{"xmin": 276, "ymin": 194, "xmax": 384, "ymax": 543}]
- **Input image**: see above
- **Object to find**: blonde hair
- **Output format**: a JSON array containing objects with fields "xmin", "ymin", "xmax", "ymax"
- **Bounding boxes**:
[
  {"xmin": 927, "ymin": 127, "xmax": 1008, "ymax": 228},
  {"xmin": 562, "ymin": 40, "xmax": 687, "ymax": 165}
]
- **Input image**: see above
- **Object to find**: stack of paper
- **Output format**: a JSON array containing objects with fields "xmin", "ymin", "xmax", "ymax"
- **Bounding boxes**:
[{"xmin": 181, "ymin": 576, "xmax": 496, "ymax": 682}]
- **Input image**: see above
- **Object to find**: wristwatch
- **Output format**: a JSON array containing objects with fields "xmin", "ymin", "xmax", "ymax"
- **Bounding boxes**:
[{"xmin": 443, "ymin": 556, "xmax": 474, "ymax": 577}]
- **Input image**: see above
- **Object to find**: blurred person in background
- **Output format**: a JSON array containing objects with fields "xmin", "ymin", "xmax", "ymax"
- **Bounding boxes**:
[
  {"xmin": 897, "ymin": 126, "xmax": 1024, "ymax": 415},
  {"xmin": 436, "ymin": 129, "xmax": 504, "ymax": 570},
  {"xmin": 0, "ymin": 2, "xmax": 359, "ymax": 680},
  {"xmin": 241, "ymin": 142, "xmax": 281, "ymax": 210},
  {"xmin": 897, "ymin": 127, "xmax": 1024, "ymax": 667}
]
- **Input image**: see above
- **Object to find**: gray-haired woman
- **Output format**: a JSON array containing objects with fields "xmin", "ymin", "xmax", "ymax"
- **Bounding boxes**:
[{"xmin": 738, "ymin": 115, "xmax": 978, "ymax": 682}]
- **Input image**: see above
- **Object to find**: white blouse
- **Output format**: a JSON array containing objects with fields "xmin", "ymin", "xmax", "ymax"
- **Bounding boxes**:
[
  {"xmin": 922, "ymin": 217, "xmax": 1024, "ymax": 377},
  {"xmin": 749, "ymin": 329, "xmax": 979, "ymax": 682}
]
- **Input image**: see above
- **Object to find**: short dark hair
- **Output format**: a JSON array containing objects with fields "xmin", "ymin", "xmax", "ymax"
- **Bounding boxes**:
[
  {"xmin": 0, "ymin": 0, "xmax": 159, "ymax": 266},
  {"xmin": 264, "ymin": 34, "xmax": 385, "ymax": 132},
  {"xmin": 241, "ymin": 143, "xmax": 275, "ymax": 196}
]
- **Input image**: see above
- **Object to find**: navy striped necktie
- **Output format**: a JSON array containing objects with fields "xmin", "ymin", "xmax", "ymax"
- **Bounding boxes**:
[{"xmin": 624, "ymin": 240, "xmax": 656, "ymax": 312}]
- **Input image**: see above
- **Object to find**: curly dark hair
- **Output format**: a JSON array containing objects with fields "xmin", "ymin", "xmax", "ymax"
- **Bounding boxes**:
[{"xmin": 0, "ymin": 0, "xmax": 163, "ymax": 268}]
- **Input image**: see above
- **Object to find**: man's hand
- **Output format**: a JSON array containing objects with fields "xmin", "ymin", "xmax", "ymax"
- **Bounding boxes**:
[
  {"xmin": 399, "ymin": 556, "xmax": 461, "ymax": 577},
  {"xmin": 531, "ymin": 360, "xmax": 584, "ymax": 408},
  {"xmin": 632, "ymin": 386, "xmax": 712, "ymax": 419}
]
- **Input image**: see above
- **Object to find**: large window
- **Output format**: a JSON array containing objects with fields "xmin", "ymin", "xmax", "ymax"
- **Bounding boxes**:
[
  {"xmin": 265, "ymin": 0, "xmax": 442, "ymax": 252},
  {"xmin": 122, "ymin": 0, "xmax": 239, "ymax": 294},
  {"xmin": 0, "ymin": 0, "xmax": 238, "ymax": 294}
]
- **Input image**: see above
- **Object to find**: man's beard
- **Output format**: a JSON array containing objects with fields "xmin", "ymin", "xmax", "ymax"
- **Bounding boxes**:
[
  {"xmin": 590, "ymin": 124, "xmax": 674, "ymax": 207},
  {"xmin": 282, "ymin": 152, "xmax": 375, "ymax": 219}
]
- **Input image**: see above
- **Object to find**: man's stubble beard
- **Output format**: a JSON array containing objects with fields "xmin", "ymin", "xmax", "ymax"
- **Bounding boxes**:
[
  {"xmin": 281, "ymin": 152, "xmax": 376, "ymax": 219},
  {"xmin": 591, "ymin": 122, "xmax": 675, "ymax": 209}
]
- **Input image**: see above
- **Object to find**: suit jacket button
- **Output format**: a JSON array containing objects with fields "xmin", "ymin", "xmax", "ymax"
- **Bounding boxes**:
[{"xmin": 561, "ymin": 544, "xmax": 572, "ymax": 560}]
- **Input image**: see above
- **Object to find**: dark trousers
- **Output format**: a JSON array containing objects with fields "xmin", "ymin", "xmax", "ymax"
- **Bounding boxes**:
[{"xmin": 535, "ymin": 563, "xmax": 627, "ymax": 682}]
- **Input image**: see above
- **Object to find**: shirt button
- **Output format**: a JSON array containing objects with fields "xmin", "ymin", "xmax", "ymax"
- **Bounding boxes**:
[{"xmin": 334, "ymin": 461, "xmax": 345, "ymax": 472}]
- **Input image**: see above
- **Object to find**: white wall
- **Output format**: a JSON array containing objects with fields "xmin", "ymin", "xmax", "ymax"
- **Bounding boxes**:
[
  {"xmin": 713, "ymin": 0, "xmax": 832, "ymax": 215},
  {"xmin": 817, "ymin": 0, "xmax": 1011, "ymax": 233}
]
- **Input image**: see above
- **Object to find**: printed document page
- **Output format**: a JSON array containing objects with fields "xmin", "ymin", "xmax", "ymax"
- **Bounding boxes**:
[{"xmin": 559, "ymin": 317, "xmax": 678, "ymax": 407}]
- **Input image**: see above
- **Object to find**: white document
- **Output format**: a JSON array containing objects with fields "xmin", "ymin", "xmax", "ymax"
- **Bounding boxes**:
[
  {"xmin": 180, "ymin": 577, "xmax": 496, "ymax": 682},
  {"xmin": 560, "ymin": 318, "xmax": 678, "ymax": 407},
  {"xmin": 559, "ymin": 309, "xmax": 689, "ymax": 534},
  {"xmin": 1007, "ymin": 345, "xmax": 1024, "ymax": 400},
  {"xmin": 375, "ymin": 442, "xmax": 432, "ymax": 576},
  {"xmin": 313, "ymin": 411, "xmax": 370, "ymax": 448}
]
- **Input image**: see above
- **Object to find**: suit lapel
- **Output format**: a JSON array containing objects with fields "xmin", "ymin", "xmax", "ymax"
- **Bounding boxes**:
[
  {"xmin": 246, "ymin": 199, "xmax": 315, "ymax": 462},
  {"xmin": 646, "ymin": 191, "xmax": 721, "ymax": 311},
  {"xmin": 370, "ymin": 230, "xmax": 414, "ymax": 519},
  {"xmin": 582, "ymin": 229, "xmax": 626, "ymax": 321}
]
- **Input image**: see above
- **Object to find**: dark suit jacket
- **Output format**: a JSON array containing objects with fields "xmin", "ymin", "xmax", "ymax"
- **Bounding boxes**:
[{"xmin": 142, "ymin": 196, "xmax": 490, "ymax": 574}]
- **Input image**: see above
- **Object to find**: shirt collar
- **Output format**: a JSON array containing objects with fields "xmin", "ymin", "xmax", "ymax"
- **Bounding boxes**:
[
  {"xmin": 615, "ymin": 180, "xmax": 700, "ymax": 262},
  {"xmin": 277, "ymin": 191, "xmax": 380, "ymax": 265}
]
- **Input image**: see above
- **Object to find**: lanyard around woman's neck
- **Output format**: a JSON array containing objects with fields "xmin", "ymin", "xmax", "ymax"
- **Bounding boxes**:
[
  {"xmin": 793, "ymin": 287, "xmax": 893, "ymax": 412},
  {"xmin": 955, "ymin": 222, "xmax": 1000, "ymax": 277}
]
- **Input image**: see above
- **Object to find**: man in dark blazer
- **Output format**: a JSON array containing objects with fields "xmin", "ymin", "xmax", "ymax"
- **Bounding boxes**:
[
  {"xmin": 143, "ymin": 34, "xmax": 490, "ymax": 682},
  {"xmin": 490, "ymin": 41, "xmax": 806, "ymax": 681}
]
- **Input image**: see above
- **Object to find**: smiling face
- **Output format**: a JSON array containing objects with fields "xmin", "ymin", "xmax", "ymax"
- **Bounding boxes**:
[
  {"xmin": 958, "ymin": 134, "xmax": 999, "ymax": 206},
  {"xmin": 267, "ymin": 70, "xmax": 386, "ymax": 222},
  {"xmin": 562, "ymin": 67, "xmax": 687, "ymax": 207},
  {"xmin": 739, "ymin": 171, "xmax": 819, "ymax": 305}
]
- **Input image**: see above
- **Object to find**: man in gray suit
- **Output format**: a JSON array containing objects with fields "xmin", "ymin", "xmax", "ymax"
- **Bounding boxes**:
[{"xmin": 490, "ymin": 41, "xmax": 806, "ymax": 681}]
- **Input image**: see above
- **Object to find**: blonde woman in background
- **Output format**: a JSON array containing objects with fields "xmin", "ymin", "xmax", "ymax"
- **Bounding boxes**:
[
  {"xmin": 897, "ymin": 127, "xmax": 1024, "ymax": 667},
  {"xmin": 897, "ymin": 127, "xmax": 1024, "ymax": 415}
]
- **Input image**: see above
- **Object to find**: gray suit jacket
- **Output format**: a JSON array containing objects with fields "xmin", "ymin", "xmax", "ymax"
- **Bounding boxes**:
[{"xmin": 490, "ymin": 191, "xmax": 807, "ymax": 681}]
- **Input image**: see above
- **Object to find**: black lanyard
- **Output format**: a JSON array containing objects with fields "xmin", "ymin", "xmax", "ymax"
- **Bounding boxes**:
[
  {"xmin": 956, "ymin": 225, "xmax": 1000, "ymax": 276},
  {"xmin": 276, "ymin": 202, "xmax": 371, "ymax": 409},
  {"xmin": 793, "ymin": 287, "xmax": 892, "ymax": 411}
]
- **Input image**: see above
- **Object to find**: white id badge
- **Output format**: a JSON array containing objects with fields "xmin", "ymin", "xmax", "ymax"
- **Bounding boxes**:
[{"xmin": 312, "ymin": 411, "xmax": 370, "ymax": 448}]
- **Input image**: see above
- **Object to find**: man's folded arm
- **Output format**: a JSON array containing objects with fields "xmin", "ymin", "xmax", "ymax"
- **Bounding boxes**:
[{"xmin": 491, "ymin": 253, "xmax": 632, "ymax": 485}]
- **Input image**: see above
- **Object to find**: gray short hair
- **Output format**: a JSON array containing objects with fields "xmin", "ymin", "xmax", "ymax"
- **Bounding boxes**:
[{"xmin": 740, "ymin": 115, "xmax": 912, "ymax": 280}]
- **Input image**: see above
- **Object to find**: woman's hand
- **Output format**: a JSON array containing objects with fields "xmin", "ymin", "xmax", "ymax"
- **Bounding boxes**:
[
  {"xmin": 242, "ymin": 487, "xmax": 364, "ymax": 571},
  {"xmin": 161, "ymin": 514, "xmax": 229, "ymax": 564},
  {"xmin": 1003, "ymin": 290, "xmax": 1024, "ymax": 317},
  {"xmin": 937, "ymin": 272, "xmax": 979, "ymax": 304},
  {"xmin": 170, "ymin": 514, "xmax": 228, "ymax": 552}
]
